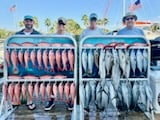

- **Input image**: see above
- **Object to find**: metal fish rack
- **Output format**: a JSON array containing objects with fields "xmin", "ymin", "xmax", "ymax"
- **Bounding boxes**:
[
  {"xmin": 0, "ymin": 35, "xmax": 78, "ymax": 120},
  {"xmin": 79, "ymin": 35, "xmax": 152, "ymax": 120}
]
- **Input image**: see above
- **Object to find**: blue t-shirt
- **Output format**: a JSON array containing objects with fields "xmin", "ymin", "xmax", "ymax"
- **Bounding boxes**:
[
  {"xmin": 80, "ymin": 27, "xmax": 104, "ymax": 39},
  {"xmin": 117, "ymin": 27, "xmax": 145, "ymax": 36}
]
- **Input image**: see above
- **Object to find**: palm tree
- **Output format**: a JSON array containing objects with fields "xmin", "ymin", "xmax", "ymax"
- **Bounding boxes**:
[
  {"xmin": 45, "ymin": 18, "xmax": 51, "ymax": 33},
  {"xmin": 19, "ymin": 21, "xmax": 24, "ymax": 28},
  {"xmin": 33, "ymin": 16, "xmax": 39, "ymax": 28},
  {"xmin": 81, "ymin": 14, "xmax": 89, "ymax": 27}
]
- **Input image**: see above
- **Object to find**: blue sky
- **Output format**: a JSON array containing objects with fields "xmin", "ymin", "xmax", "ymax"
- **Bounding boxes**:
[{"xmin": 0, "ymin": 0, "xmax": 160, "ymax": 32}]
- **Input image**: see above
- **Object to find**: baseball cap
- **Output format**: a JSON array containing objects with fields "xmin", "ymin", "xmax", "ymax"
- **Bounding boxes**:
[
  {"xmin": 58, "ymin": 17, "xmax": 67, "ymax": 25},
  {"xmin": 24, "ymin": 15, "xmax": 33, "ymax": 21},
  {"xmin": 89, "ymin": 13, "xmax": 98, "ymax": 21}
]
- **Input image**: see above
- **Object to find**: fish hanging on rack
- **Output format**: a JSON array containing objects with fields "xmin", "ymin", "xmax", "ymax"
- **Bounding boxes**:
[
  {"xmin": 64, "ymin": 82, "xmax": 70, "ymax": 103},
  {"xmin": 105, "ymin": 49, "xmax": 113, "ymax": 76},
  {"xmin": 24, "ymin": 49, "xmax": 30, "ymax": 69},
  {"xmin": 95, "ymin": 82, "xmax": 102, "ymax": 110},
  {"xmin": 68, "ymin": 49, "xmax": 74, "ymax": 71},
  {"xmin": 46, "ymin": 82, "xmax": 52, "ymax": 101},
  {"xmin": 112, "ymin": 49, "xmax": 120, "ymax": 91},
  {"xmin": 80, "ymin": 82, "xmax": 85, "ymax": 109},
  {"xmin": 28, "ymin": 83, "xmax": 34, "ymax": 103},
  {"xmin": 30, "ymin": 49, "xmax": 36, "ymax": 68},
  {"xmin": 2, "ymin": 83, "xmax": 8, "ymax": 101},
  {"xmin": 8, "ymin": 83, "xmax": 14, "ymax": 102},
  {"xmin": 94, "ymin": 49, "xmax": 99, "ymax": 69},
  {"xmin": 88, "ymin": 49, "xmax": 94, "ymax": 75},
  {"xmin": 62, "ymin": 49, "xmax": 68, "ymax": 71},
  {"xmin": 21, "ymin": 83, "xmax": 27, "ymax": 101},
  {"xmin": 125, "ymin": 51, "xmax": 131, "ymax": 78},
  {"xmin": 142, "ymin": 49, "xmax": 148, "ymax": 74},
  {"xmin": 118, "ymin": 49, "xmax": 126, "ymax": 77},
  {"xmin": 132, "ymin": 81, "xmax": 140, "ymax": 109},
  {"xmin": 34, "ymin": 82, "xmax": 39, "ymax": 100},
  {"xmin": 37, "ymin": 49, "xmax": 43, "ymax": 69},
  {"xmin": 53, "ymin": 82, "xmax": 58, "ymax": 101},
  {"xmin": 49, "ymin": 49, "xmax": 55, "ymax": 72},
  {"xmin": 82, "ymin": 49, "xmax": 88, "ymax": 75},
  {"xmin": 40, "ymin": 82, "xmax": 46, "ymax": 101},
  {"xmin": 55, "ymin": 50, "xmax": 62, "ymax": 71},
  {"xmin": 58, "ymin": 82, "xmax": 64, "ymax": 101},
  {"xmin": 70, "ymin": 82, "xmax": 76, "ymax": 105},
  {"xmin": 18, "ymin": 49, "xmax": 24, "ymax": 66},
  {"xmin": 136, "ymin": 49, "xmax": 143, "ymax": 76},
  {"xmin": 11, "ymin": 50, "xmax": 19, "ymax": 74},
  {"xmin": 43, "ymin": 50, "xmax": 49, "ymax": 71},
  {"xmin": 14, "ymin": 82, "xmax": 21, "ymax": 105},
  {"xmin": 5, "ymin": 49, "xmax": 11, "ymax": 67},
  {"xmin": 90, "ymin": 81, "xmax": 96, "ymax": 106},
  {"xmin": 85, "ymin": 82, "xmax": 91, "ymax": 111},
  {"xmin": 130, "ymin": 49, "xmax": 137, "ymax": 77}
]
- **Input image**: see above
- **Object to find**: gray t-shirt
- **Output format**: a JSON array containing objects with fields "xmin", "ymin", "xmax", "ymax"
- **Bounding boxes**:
[
  {"xmin": 53, "ymin": 31, "xmax": 71, "ymax": 35},
  {"xmin": 80, "ymin": 27, "xmax": 104, "ymax": 39},
  {"xmin": 117, "ymin": 27, "xmax": 145, "ymax": 36}
]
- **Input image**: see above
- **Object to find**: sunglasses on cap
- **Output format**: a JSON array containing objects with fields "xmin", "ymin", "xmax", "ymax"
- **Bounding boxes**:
[
  {"xmin": 125, "ymin": 17, "xmax": 135, "ymax": 21},
  {"xmin": 58, "ymin": 20, "xmax": 66, "ymax": 25}
]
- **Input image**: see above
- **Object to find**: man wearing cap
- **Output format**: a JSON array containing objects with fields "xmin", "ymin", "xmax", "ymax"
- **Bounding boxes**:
[
  {"xmin": 80, "ymin": 13, "xmax": 104, "ymax": 39},
  {"xmin": 117, "ymin": 12, "xmax": 144, "ymax": 36},
  {"xmin": 44, "ymin": 17, "xmax": 73, "ymax": 111},
  {"xmin": 15, "ymin": 15, "xmax": 41, "ymax": 35},
  {"xmin": 15, "ymin": 15, "xmax": 40, "ymax": 111}
]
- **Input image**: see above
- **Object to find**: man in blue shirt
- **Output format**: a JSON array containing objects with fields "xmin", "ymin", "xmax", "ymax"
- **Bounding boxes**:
[
  {"xmin": 15, "ymin": 15, "xmax": 41, "ymax": 35},
  {"xmin": 15, "ymin": 15, "xmax": 40, "ymax": 111},
  {"xmin": 80, "ymin": 13, "xmax": 104, "ymax": 39},
  {"xmin": 117, "ymin": 12, "xmax": 145, "ymax": 36}
]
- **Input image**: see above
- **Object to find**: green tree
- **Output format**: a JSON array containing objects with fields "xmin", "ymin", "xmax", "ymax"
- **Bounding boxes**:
[
  {"xmin": 19, "ymin": 21, "xmax": 24, "ymax": 28},
  {"xmin": 66, "ymin": 19, "xmax": 82, "ymax": 35},
  {"xmin": 81, "ymin": 14, "xmax": 89, "ymax": 27},
  {"xmin": 33, "ymin": 16, "xmax": 39, "ymax": 28},
  {"xmin": 45, "ymin": 18, "xmax": 51, "ymax": 33}
]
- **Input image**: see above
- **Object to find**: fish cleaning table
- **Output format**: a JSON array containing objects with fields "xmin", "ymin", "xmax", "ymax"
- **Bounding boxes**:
[
  {"xmin": 79, "ymin": 35, "xmax": 154, "ymax": 120},
  {"xmin": 0, "ymin": 35, "xmax": 78, "ymax": 120}
]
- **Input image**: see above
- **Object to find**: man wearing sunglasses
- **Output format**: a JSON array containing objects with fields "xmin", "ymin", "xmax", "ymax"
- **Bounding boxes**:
[
  {"xmin": 80, "ymin": 13, "xmax": 104, "ymax": 39},
  {"xmin": 44, "ymin": 17, "xmax": 73, "ymax": 111},
  {"xmin": 117, "ymin": 12, "xmax": 144, "ymax": 36}
]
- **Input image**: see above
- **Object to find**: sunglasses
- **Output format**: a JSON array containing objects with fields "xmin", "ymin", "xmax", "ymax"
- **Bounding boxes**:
[{"xmin": 126, "ymin": 17, "xmax": 134, "ymax": 21}]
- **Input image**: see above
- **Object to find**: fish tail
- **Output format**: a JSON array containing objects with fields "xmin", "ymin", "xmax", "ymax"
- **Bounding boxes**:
[{"xmin": 50, "ymin": 68, "xmax": 55, "ymax": 72}]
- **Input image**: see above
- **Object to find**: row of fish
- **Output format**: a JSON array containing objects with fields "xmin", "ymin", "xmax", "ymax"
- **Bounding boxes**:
[
  {"xmin": 2, "ymin": 82, "xmax": 76, "ymax": 105},
  {"xmin": 8, "ymin": 42, "xmax": 74, "ymax": 47},
  {"xmin": 80, "ymin": 80, "xmax": 154, "ymax": 114},
  {"xmin": 82, "ymin": 48, "xmax": 148, "ymax": 78},
  {"xmin": 5, "ymin": 49, "xmax": 75, "ymax": 74}
]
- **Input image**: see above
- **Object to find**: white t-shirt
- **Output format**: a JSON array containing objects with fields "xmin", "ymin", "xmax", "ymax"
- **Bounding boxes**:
[
  {"xmin": 80, "ymin": 27, "xmax": 104, "ymax": 39},
  {"xmin": 23, "ymin": 31, "xmax": 31, "ymax": 35}
]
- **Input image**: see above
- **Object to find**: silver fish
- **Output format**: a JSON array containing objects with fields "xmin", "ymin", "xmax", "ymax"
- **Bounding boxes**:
[
  {"xmin": 136, "ymin": 49, "xmax": 143, "ymax": 74},
  {"xmin": 143, "ymin": 49, "xmax": 148, "ymax": 73},
  {"xmin": 88, "ymin": 49, "xmax": 94, "ymax": 74},
  {"xmin": 99, "ymin": 49, "xmax": 105, "ymax": 76},
  {"xmin": 94, "ymin": 49, "xmax": 99, "ymax": 69},
  {"xmin": 105, "ymin": 50, "xmax": 113, "ymax": 75},
  {"xmin": 125, "ymin": 52, "xmax": 130, "ymax": 78},
  {"xmin": 82, "ymin": 50, "xmax": 88, "ymax": 73},
  {"xmin": 95, "ymin": 82, "xmax": 102, "ymax": 109},
  {"xmin": 121, "ymin": 81, "xmax": 130, "ymax": 110},
  {"xmin": 109, "ymin": 81, "xmax": 117, "ymax": 109},
  {"xmin": 112, "ymin": 49, "xmax": 120, "ymax": 91},
  {"xmin": 130, "ymin": 49, "xmax": 136, "ymax": 76},
  {"xmin": 118, "ymin": 49, "xmax": 126, "ymax": 77},
  {"xmin": 132, "ymin": 81, "xmax": 140, "ymax": 108},
  {"xmin": 101, "ymin": 82, "xmax": 109, "ymax": 111},
  {"xmin": 85, "ymin": 82, "xmax": 91, "ymax": 109},
  {"xmin": 90, "ymin": 81, "xmax": 96, "ymax": 105},
  {"xmin": 80, "ymin": 82, "xmax": 85, "ymax": 108},
  {"xmin": 138, "ymin": 81, "xmax": 147, "ymax": 112}
]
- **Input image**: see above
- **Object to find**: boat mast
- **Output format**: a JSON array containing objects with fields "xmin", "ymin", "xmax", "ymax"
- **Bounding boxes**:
[{"xmin": 122, "ymin": 0, "xmax": 126, "ymax": 17}]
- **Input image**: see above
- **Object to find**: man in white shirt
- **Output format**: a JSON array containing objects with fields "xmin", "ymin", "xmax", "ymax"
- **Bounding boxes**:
[
  {"xmin": 80, "ymin": 13, "xmax": 104, "ymax": 39},
  {"xmin": 45, "ymin": 17, "xmax": 73, "ymax": 111}
]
